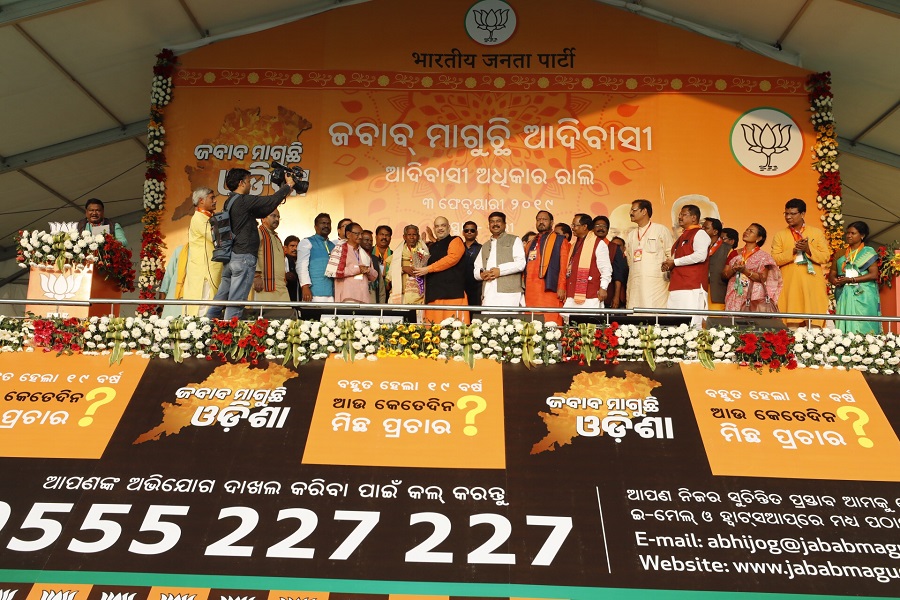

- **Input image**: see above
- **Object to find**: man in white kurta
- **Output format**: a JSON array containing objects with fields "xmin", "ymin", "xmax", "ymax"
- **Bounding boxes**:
[
  {"xmin": 181, "ymin": 187, "xmax": 222, "ymax": 316},
  {"xmin": 624, "ymin": 199, "xmax": 674, "ymax": 309},
  {"xmin": 474, "ymin": 212, "xmax": 526, "ymax": 308}
]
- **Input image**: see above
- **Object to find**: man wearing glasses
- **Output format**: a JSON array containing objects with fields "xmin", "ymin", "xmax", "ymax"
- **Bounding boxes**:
[
  {"xmin": 181, "ymin": 187, "xmax": 221, "ymax": 316},
  {"xmin": 563, "ymin": 213, "xmax": 612, "ymax": 314},
  {"xmin": 624, "ymin": 199, "xmax": 674, "ymax": 309},
  {"xmin": 771, "ymin": 198, "xmax": 830, "ymax": 327},
  {"xmin": 460, "ymin": 221, "xmax": 482, "ymax": 307}
]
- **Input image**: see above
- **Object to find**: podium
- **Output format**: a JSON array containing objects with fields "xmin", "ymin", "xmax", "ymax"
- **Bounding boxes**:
[
  {"xmin": 879, "ymin": 278, "xmax": 900, "ymax": 334},
  {"xmin": 25, "ymin": 264, "xmax": 122, "ymax": 318}
]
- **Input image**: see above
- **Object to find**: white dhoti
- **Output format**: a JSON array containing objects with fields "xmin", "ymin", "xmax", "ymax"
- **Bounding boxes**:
[{"xmin": 667, "ymin": 288, "xmax": 708, "ymax": 328}]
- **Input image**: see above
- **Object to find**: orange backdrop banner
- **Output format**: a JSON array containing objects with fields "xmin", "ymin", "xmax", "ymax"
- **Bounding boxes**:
[{"xmin": 160, "ymin": 0, "xmax": 816, "ymax": 253}]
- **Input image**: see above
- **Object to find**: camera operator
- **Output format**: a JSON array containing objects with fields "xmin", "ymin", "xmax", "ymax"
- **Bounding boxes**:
[{"xmin": 206, "ymin": 168, "xmax": 295, "ymax": 320}]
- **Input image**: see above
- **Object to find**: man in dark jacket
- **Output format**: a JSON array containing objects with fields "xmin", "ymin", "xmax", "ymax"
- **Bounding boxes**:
[{"xmin": 206, "ymin": 168, "xmax": 294, "ymax": 320}]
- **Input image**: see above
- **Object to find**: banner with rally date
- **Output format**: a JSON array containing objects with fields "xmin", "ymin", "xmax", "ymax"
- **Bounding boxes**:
[
  {"xmin": 1, "ymin": 355, "xmax": 900, "ymax": 599},
  {"xmin": 159, "ymin": 0, "xmax": 818, "ymax": 257}
]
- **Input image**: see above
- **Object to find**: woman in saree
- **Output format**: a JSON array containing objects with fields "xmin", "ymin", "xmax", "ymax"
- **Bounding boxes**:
[
  {"xmin": 722, "ymin": 223, "xmax": 783, "ymax": 312},
  {"xmin": 829, "ymin": 221, "xmax": 881, "ymax": 334}
]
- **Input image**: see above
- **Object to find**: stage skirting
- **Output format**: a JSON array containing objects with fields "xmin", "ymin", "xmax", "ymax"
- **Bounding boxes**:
[{"xmin": 1, "ymin": 352, "xmax": 899, "ymax": 599}]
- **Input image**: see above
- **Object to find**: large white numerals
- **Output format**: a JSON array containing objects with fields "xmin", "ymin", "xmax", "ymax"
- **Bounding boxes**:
[
  {"xmin": 205, "ymin": 506, "xmax": 259, "ymax": 557},
  {"xmin": 0, "ymin": 501, "xmax": 10, "ymax": 532},
  {"xmin": 329, "ymin": 510, "xmax": 380, "ymax": 560},
  {"xmin": 7, "ymin": 502, "xmax": 74, "ymax": 552},
  {"xmin": 265, "ymin": 508, "xmax": 317, "ymax": 559},
  {"xmin": 67, "ymin": 503, "xmax": 131, "ymax": 553},
  {"xmin": 526, "ymin": 515, "xmax": 573, "ymax": 566},
  {"xmin": 128, "ymin": 505, "xmax": 190, "ymax": 555},
  {"xmin": 468, "ymin": 513, "xmax": 515, "ymax": 564},
  {"xmin": 405, "ymin": 512, "xmax": 453, "ymax": 563}
]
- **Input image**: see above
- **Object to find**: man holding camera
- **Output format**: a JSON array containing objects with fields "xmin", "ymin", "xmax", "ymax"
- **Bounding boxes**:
[{"xmin": 206, "ymin": 168, "xmax": 295, "ymax": 321}]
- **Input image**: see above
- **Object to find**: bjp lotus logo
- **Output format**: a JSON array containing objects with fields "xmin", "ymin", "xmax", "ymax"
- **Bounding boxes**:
[
  {"xmin": 40, "ymin": 271, "xmax": 85, "ymax": 300},
  {"xmin": 731, "ymin": 108, "xmax": 803, "ymax": 177},
  {"xmin": 466, "ymin": 0, "xmax": 517, "ymax": 46}
]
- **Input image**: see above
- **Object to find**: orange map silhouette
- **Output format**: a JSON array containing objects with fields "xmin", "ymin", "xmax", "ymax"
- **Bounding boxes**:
[
  {"xmin": 531, "ymin": 370, "xmax": 661, "ymax": 454},
  {"xmin": 135, "ymin": 363, "xmax": 298, "ymax": 444}
]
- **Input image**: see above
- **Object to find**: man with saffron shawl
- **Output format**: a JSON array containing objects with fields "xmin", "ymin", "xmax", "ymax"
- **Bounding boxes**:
[
  {"xmin": 253, "ymin": 209, "xmax": 289, "ymax": 304},
  {"xmin": 524, "ymin": 210, "xmax": 569, "ymax": 325},
  {"xmin": 563, "ymin": 213, "xmax": 612, "ymax": 314},
  {"xmin": 662, "ymin": 204, "xmax": 711, "ymax": 328},
  {"xmin": 771, "ymin": 198, "xmax": 830, "ymax": 327},
  {"xmin": 414, "ymin": 216, "xmax": 469, "ymax": 323},
  {"xmin": 325, "ymin": 222, "xmax": 377, "ymax": 302}
]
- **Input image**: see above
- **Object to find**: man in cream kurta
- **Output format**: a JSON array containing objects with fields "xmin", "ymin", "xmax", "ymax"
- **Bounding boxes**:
[
  {"xmin": 474, "ymin": 211, "xmax": 526, "ymax": 308},
  {"xmin": 181, "ymin": 187, "xmax": 222, "ymax": 316},
  {"xmin": 624, "ymin": 199, "xmax": 674, "ymax": 309},
  {"xmin": 771, "ymin": 198, "xmax": 831, "ymax": 327}
]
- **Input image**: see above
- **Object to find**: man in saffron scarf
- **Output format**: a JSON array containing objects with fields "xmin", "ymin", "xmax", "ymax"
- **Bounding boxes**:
[
  {"xmin": 182, "ymin": 187, "xmax": 222, "ymax": 316},
  {"xmin": 563, "ymin": 213, "xmax": 612, "ymax": 314},
  {"xmin": 253, "ymin": 209, "xmax": 289, "ymax": 306},
  {"xmin": 415, "ymin": 216, "xmax": 469, "ymax": 324},
  {"xmin": 661, "ymin": 204, "xmax": 711, "ymax": 328},
  {"xmin": 771, "ymin": 198, "xmax": 830, "ymax": 327},
  {"xmin": 388, "ymin": 225, "xmax": 429, "ymax": 308},
  {"xmin": 524, "ymin": 210, "xmax": 569, "ymax": 325},
  {"xmin": 325, "ymin": 222, "xmax": 377, "ymax": 302}
]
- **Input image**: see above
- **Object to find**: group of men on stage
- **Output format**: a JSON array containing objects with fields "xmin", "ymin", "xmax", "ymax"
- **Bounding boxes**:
[{"xmin": 161, "ymin": 170, "xmax": 832, "ymax": 326}]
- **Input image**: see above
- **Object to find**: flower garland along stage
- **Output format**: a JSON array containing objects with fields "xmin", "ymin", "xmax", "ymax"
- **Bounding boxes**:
[
  {"xmin": 15, "ymin": 230, "xmax": 136, "ymax": 293},
  {"xmin": 808, "ymin": 71, "xmax": 844, "ymax": 258},
  {"xmin": 4, "ymin": 315, "xmax": 900, "ymax": 376},
  {"xmin": 137, "ymin": 48, "xmax": 176, "ymax": 315}
]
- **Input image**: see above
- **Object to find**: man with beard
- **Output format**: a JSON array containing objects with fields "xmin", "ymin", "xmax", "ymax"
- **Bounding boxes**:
[
  {"xmin": 253, "ymin": 209, "xmax": 289, "ymax": 312},
  {"xmin": 298, "ymin": 213, "xmax": 336, "ymax": 303},
  {"xmin": 414, "ymin": 216, "xmax": 469, "ymax": 323},
  {"xmin": 594, "ymin": 215, "xmax": 628, "ymax": 309},
  {"xmin": 373, "ymin": 225, "xmax": 393, "ymax": 298},
  {"xmin": 523, "ymin": 210, "xmax": 569, "ymax": 324}
]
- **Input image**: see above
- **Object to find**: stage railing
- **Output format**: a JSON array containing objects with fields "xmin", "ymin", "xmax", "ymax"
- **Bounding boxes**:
[{"xmin": 2, "ymin": 297, "xmax": 900, "ymax": 329}]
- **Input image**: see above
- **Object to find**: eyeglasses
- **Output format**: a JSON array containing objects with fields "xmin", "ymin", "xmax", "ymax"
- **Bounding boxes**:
[{"xmin": 463, "ymin": 228, "xmax": 476, "ymax": 233}]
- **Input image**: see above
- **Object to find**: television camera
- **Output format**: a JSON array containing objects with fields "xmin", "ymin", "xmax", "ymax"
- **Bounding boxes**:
[{"xmin": 270, "ymin": 160, "xmax": 310, "ymax": 194}]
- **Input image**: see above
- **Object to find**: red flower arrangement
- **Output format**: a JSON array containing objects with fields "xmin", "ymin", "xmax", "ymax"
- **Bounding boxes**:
[
  {"xmin": 734, "ymin": 329, "xmax": 798, "ymax": 373},
  {"xmin": 208, "ymin": 317, "xmax": 270, "ymax": 364},
  {"xmin": 32, "ymin": 317, "xmax": 86, "ymax": 355},
  {"xmin": 561, "ymin": 322, "xmax": 619, "ymax": 366},
  {"xmin": 96, "ymin": 234, "xmax": 136, "ymax": 293}
]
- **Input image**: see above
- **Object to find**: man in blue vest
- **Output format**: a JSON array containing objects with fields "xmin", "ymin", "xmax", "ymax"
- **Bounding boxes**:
[{"xmin": 298, "ymin": 212, "xmax": 335, "ymax": 302}]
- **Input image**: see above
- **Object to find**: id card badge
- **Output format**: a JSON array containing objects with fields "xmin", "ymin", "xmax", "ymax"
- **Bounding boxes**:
[
  {"xmin": 844, "ymin": 267, "xmax": 859, "ymax": 278},
  {"xmin": 794, "ymin": 251, "xmax": 807, "ymax": 264},
  {"xmin": 528, "ymin": 248, "xmax": 537, "ymax": 262},
  {"xmin": 354, "ymin": 274, "xmax": 365, "ymax": 280},
  {"xmin": 634, "ymin": 248, "xmax": 643, "ymax": 262}
]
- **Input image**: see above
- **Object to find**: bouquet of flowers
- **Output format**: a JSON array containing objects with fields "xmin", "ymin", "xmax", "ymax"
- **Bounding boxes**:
[
  {"xmin": 877, "ymin": 241, "xmax": 900, "ymax": 288},
  {"xmin": 16, "ymin": 229, "xmax": 103, "ymax": 272}
]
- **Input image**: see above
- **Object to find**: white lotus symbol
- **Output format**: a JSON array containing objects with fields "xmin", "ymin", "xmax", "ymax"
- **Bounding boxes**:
[
  {"xmin": 473, "ymin": 8, "xmax": 509, "ymax": 43},
  {"xmin": 741, "ymin": 123, "xmax": 792, "ymax": 171},
  {"xmin": 40, "ymin": 272, "xmax": 84, "ymax": 300},
  {"xmin": 49, "ymin": 221, "xmax": 78, "ymax": 234}
]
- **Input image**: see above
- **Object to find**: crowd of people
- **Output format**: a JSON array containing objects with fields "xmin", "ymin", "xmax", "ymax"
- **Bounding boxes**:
[{"xmin": 151, "ymin": 168, "xmax": 882, "ymax": 333}]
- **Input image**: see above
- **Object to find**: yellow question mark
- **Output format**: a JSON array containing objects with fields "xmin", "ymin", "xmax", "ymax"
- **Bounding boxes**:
[
  {"xmin": 836, "ymin": 406, "xmax": 873, "ymax": 448},
  {"xmin": 457, "ymin": 395, "xmax": 487, "ymax": 436},
  {"xmin": 78, "ymin": 387, "xmax": 117, "ymax": 427}
]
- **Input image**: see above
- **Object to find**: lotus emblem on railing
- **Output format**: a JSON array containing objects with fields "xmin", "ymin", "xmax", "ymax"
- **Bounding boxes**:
[
  {"xmin": 741, "ymin": 123, "xmax": 792, "ymax": 172},
  {"xmin": 39, "ymin": 271, "xmax": 84, "ymax": 300},
  {"xmin": 472, "ymin": 8, "xmax": 509, "ymax": 43}
]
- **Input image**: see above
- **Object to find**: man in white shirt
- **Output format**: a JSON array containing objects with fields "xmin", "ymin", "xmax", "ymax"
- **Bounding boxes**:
[
  {"xmin": 474, "ymin": 211, "xmax": 526, "ymax": 308},
  {"xmin": 661, "ymin": 204, "xmax": 711, "ymax": 328}
]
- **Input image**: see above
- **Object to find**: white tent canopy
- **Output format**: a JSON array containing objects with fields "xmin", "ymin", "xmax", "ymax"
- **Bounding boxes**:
[{"xmin": 1, "ymin": 0, "xmax": 898, "ymax": 298}]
